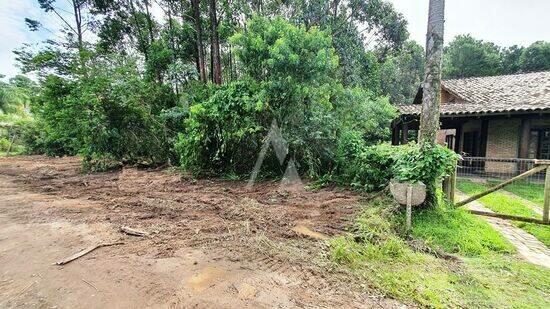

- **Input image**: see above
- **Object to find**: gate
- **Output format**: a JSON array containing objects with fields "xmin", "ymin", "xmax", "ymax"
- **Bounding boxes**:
[{"xmin": 443, "ymin": 157, "xmax": 550, "ymax": 225}]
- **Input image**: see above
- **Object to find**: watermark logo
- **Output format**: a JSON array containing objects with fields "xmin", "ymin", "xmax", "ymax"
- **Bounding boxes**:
[{"xmin": 247, "ymin": 120, "xmax": 303, "ymax": 190}]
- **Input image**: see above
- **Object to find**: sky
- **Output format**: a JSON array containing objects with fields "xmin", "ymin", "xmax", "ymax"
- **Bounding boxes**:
[
  {"xmin": 1, "ymin": 0, "xmax": 549, "ymax": 79},
  {"xmin": 388, "ymin": 0, "xmax": 550, "ymax": 47}
]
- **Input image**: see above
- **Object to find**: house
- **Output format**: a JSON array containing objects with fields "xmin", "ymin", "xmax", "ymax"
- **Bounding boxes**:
[{"xmin": 392, "ymin": 71, "xmax": 550, "ymax": 173}]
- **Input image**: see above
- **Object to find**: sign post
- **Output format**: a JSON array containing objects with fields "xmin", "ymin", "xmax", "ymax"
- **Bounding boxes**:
[{"xmin": 389, "ymin": 180, "xmax": 426, "ymax": 232}]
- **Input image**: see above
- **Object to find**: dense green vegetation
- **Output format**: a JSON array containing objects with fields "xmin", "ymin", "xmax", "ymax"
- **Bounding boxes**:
[
  {"xmin": 443, "ymin": 35, "xmax": 550, "ymax": 79},
  {"xmin": 12, "ymin": 1, "xmax": 459, "ymax": 184},
  {"xmin": 0, "ymin": 75, "xmax": 37, "ymax": 156},
  {"xmin": 328, "ymin": 193, "xmax": 549, "ymax": 308},
  {"xmin": 458, "ymin": 180, "xmax": 550, "ymax": 246},
  {"xmin": 4, "ymin": 2, "xmax": 548, "ymax": 166}
]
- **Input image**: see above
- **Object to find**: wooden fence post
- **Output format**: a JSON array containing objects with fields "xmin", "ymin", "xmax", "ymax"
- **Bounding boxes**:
[
  {"xmin": 442, "ymin": 165, "xmax": 456, "ymax": 204},
  {"xmin": 544, "ymin": 165, "xmax": 550, "ymax": 224},
  {"xmin": 450, "ymin": 166, "xmax": 456, "ymax": 204}
]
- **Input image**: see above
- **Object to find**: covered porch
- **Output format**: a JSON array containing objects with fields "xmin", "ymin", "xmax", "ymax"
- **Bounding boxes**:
[{"xmin": 391, "ymin": 111, "xmax": 550, "ymax": 175}]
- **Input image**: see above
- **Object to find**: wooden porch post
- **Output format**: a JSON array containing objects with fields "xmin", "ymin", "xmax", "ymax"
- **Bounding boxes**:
[
  {"xmin": 518, "ymin": 119, "xmax": 532, "ymax": 173},
  {"xmin": 401, "ymin": 122, "xmax": 409, "ymax": 144},
  {"xmin": 454, "ymin": 124, "xmax": 462, "ymax": 153},
  {"xmin": 518, "ymin": 119, "xmax": 531, "ymax": 158},
  {"xmin": 391, "ymin": 122, "xmax": 400, "ymax": 145}
]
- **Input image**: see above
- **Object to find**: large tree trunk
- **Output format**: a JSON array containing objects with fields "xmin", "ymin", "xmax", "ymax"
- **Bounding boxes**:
[
  {"xmin": 419, "ymin": 0, "xmax": 445, "ymax": 206},
  {"xmin": 191, "ymin": 0, "xmax": 207, "ymax": 82},
  {"xmin": 209, "ymin": 0, "xmax": 222, "ymax": 85},
  {"xmin": 419, "ymin": 0, "xmax": 445, "ymax": 145}
]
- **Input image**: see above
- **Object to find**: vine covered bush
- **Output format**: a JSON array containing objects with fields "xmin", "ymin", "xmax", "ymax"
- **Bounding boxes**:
[{"xmin": 335, "ymin": 136, "xmax": 459, "ymax": 193}]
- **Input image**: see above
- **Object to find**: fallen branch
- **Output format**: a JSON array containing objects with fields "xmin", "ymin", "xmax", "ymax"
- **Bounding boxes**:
[
  {"xmin": 55, "ymin": 242, "xmax": 124, "ymax": 266},
  {"xmin": 120, "ymin": 226, "xmax": 150, "ymax": 237}
]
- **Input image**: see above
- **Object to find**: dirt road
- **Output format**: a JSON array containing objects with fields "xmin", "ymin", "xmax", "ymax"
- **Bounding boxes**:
[{"xmin": 0, "ymin": 156, "xmax": 402, "ymax": 308}]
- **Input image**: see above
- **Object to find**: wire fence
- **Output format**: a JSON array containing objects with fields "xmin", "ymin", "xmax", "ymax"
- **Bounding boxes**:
[{"xmin": 457, "ymin": 157, "xmax": 550, "ymax": 183}]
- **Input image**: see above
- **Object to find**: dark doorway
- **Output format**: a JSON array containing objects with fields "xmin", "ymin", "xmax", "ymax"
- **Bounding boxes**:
[{"xmin": 462, "ymin": 131, "xmax": 480, "ymax": 157}]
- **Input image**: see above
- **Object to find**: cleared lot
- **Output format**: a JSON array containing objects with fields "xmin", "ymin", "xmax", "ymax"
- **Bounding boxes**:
[{"xmin": 0, "ymin": 155, "xmax": 401, "ymax": 308}]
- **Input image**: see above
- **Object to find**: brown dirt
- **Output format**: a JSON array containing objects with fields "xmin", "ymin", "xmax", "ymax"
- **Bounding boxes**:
[{"xmin": 0, "ymin": 155, "xmax": 404, "ymax": 308}]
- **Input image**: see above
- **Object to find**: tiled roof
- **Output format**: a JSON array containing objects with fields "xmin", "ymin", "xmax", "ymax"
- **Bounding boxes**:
[{"xmin": 398, "ymin": 71, "xmax": 550, "ymax": 116}]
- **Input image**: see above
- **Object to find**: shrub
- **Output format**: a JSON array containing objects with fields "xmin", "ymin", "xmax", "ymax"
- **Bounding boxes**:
[
  {"xmin": 175, "ymin": 17, "xmax": 396, "ymax": 179},
  {"xmin": 392, "ymin": 142, "xmax": 459, "ymax": 185},
  {"xmin": 28, "ymin": 55, "xmax": 176, "ymax": 167},
  {"xmin": 175, "ymin": 79, "xmax": 269, "ymax": 176},
  {"xmin": 336, "ymin": 131, "xmax": 394, "ymax": 191},
  {"xmin": 334, "ymin": 140, "xmax": 459, "ymax": 193},
  {"xmin": 0, "ymin": 137, "xmax": 10, "ymax": 151}
]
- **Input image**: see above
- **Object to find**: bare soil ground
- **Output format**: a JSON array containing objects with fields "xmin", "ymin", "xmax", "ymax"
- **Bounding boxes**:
[{"xmin": 0, "ymin": 156, "xmax": 403, "ymax": 308}]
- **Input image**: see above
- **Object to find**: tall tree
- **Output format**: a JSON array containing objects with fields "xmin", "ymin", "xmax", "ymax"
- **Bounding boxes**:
[
  {"xmin": 419, "ymin": 0, "xmax": 445, "ymax": 145},
  {"xmin": 380, "ymin": 41, "xmax": 425, "ymax": 104},
  {"xmin": 500, "ymin": 45, "xmax": 524, "ymax": 74},
  {"xmin": 191, "ymin": 0, "xmax": 207, "ymax": 82},
  {"xmin": 25, "ymin": 0, "xmax": 92, "ymax": 69},
  {"xmin": 209, "ymin": 0, "xmax": 222, "ymax": 84},
  {"xmin": 442, "ymin": 35, "xmax": 501, "ymax": 79},
  {"xmin": 519, "ymin": 41, "xmax": 550, "ymax": 73}
]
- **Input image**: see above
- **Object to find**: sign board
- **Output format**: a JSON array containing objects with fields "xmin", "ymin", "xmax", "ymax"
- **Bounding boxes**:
[{"xmin": 389, "ymin": 180, "xmax": 426, "ymax": 206}]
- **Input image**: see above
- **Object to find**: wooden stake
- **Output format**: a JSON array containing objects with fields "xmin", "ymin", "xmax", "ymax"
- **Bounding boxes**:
[
  {"xmin": 455, "ymin": 165, "xmax": 548, "ymax": 207},
  {"xmin": 544, "ymin": 166, "xmax": 550, "ymax": 224},
  {"xmin": 406, "ymin": 185, "xmax": 412, "ymax": 232}
]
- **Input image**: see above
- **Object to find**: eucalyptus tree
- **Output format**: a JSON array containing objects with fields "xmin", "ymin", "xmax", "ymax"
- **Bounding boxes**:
[{"xmin": 419, "ymin": 0, "xmax": 445, "ymax": 145}]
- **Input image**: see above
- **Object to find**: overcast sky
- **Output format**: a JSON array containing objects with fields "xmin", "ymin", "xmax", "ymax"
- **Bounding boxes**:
[
  {"xmin": 1, "ymin": 0, "xmax": 549, "ymax": 79},
  {"xmin": 388, "ymin": 0, "xmax": 550, "ymax": 47}
]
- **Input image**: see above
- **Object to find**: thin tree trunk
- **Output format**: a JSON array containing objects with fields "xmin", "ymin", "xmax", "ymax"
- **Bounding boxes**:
[
  {"xmin": 72, "ymin": 0, "xmax": 84, "ymax": 66},
  {"xmin": 129, "ymin": 0, "xmax": 149, "ymax": 61},
  {"xmin": 191, "ymin": 0, "xmax": 207, "ymax": 82},
  {"xmin": 143, "ymin": 0, "xmax": 155, "ymax": 45},
  {"xmin": 419, "ymin": 0, "xmax": 445, "ymax": 145},
  {"xmin": 209, "ymin": 0, "xmax": 222, "ymax": 85}
]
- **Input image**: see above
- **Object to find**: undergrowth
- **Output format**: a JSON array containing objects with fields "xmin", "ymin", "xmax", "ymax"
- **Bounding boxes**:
[{"xmin": 327, "ymin": 192, "xmax": 549, "ymax": 308}]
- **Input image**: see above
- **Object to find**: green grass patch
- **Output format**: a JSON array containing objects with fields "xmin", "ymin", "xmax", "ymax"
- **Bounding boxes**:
[
  {"xmin": 488, "ymin": 180, "xmax": 545, "ymax": 207},
  {"xmin": 327, "ymin": 194, "xmax": 550, "ymax": 308},
  {"xmin": 412, "ymin": 204, "xmax": 514, "ymax": 256},
  {"xmin": 458, "ymin": 180, "xmax": 550, "ymax": 246}
]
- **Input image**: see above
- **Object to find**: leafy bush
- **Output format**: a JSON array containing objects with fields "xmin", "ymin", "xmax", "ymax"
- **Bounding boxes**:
[
  {"xmin": 392, "ymin": 142, "xmax": 459, "ymax": 185},
  {"xmin": 334, "ymin": 139, "xmax": 459, "ymax": 193},
  {"xmin": 174, "ymin": 17, "xmax": 396, "ymax": 178},
  {"xmin": 336, "ymin": 132, "xmax": 394, "ymax": 191},
  {"xmin": 0, "ymin": 137, "xmax": 10, "ymax": 152},
  {"xmin": 175, "ymin": 79, "xmax": 269, "ymax": 175},
  {"xmin": 28, "ymin": 55, "xmax": 176, "ymax": 168}
]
